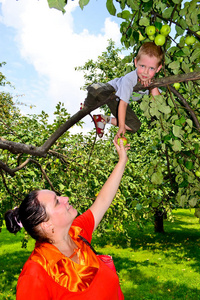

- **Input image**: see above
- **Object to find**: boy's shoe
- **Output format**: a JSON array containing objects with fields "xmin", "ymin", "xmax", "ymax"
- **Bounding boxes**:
[
  {"xmin": 80, "ymin": 103, "xmax": 85, "ymax": 110},
  {"xmin": 93, "ymin": 115, "xmax": 106, "ymax": 138}
]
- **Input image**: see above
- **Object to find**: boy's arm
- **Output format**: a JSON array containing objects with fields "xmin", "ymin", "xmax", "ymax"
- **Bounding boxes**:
[
  {"xmin": 115, "ymin": 100, "xmax": 128, "ymax": 141},
  {"xmin": 150, "ymin": 87, "xmax": 161, "ymax": 96}
]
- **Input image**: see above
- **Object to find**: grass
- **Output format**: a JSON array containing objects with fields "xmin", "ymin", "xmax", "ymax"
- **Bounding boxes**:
[{"xmin": 0, "ymin": 209, "xmax": 200, "ymax": 299}]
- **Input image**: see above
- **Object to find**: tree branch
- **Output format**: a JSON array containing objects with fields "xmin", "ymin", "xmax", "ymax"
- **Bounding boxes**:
[
  {"xmin": 133, "ymin": 71, "xmax": 200, "ymax": 91},
  {"xmin": 0, "ymin": 93, "xmax": 116, "ymax": 156}
]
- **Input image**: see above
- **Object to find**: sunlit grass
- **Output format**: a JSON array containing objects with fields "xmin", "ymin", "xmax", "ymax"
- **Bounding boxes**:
[{"xmin": 0, "ymin": 209, "xmax": 200, "ymax": 299}]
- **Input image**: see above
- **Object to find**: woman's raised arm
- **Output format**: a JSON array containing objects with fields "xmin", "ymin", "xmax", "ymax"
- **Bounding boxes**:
[{"xmin": 90, "ymin": 139, "xmax": 130, "ymax": 231}]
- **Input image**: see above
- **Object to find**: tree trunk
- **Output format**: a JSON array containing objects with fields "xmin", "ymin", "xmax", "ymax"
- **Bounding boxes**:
[{"xmin": 154, "ymin": 209, "xmax": 165, "ymax": 233}]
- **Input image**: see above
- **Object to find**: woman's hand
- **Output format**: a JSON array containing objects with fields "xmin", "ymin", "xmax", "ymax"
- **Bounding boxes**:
[{"xmin": 113, "ymin": 138, "xmax": 130, "ymax": 164}]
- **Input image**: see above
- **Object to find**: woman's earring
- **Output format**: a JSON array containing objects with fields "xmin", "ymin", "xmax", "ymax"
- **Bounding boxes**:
[{"xmin": 52, "ymin": 228, "xmax": 54, "ymax": 234}]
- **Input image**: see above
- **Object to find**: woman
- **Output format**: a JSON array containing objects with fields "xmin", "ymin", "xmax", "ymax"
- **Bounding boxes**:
[{"xmin": 5, "ymin": 140, "xmax": 129, "ymax": 300}]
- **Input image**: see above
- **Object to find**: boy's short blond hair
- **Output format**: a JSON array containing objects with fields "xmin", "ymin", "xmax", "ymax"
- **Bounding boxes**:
[{"xmin": 136, "ymin": 42, "xmax": 164, "ymax": 66}]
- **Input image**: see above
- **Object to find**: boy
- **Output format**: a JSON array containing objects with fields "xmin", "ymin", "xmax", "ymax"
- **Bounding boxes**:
[{"xmin": 84, "ymin": 42, "xmax": 163, "ymax": 140}]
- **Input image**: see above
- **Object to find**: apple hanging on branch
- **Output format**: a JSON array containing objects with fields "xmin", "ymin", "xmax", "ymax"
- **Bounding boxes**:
[
  {"xmin": 145, "ymin": 25, "xmax": 156, "ymax": 36},
  {"xmin": 160, "ymin": 24, "xmax": 171, "ymax": 36},
  {"xmin": 154, "ymin": 34, "xmax": 166, "ymax": 46},
  {"xmin": 185, "ymin": 35, "xmax": 196, "ymax": 45}
]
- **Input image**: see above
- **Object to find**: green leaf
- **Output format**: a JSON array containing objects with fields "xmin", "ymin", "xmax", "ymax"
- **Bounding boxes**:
[
  {"xmin": 59, "ymin": 183, "xmax": 65, "ymax": 191},
  {"xmin": 168, "ymin": 61, "xmax": 180, "ymax": 70},
  {"xmin": 47, "ymin": 0, "xmax": 66, "ymax": 13},
  {"xmin": 120, "ymin": 10, "xmax": 131, "ymax": 20},
  {"xmin": 79, "ymin": 0, "xmax": 90, "ymax": 10},
  {"xmin": 162, "ymin": 7, "xmax": 173, "ymax": 19},
  {"xmin": 185, "ymin": 161, "xmax": 193, "ymax": 170},
  {"xmin": 173, "ymin": 125, "xmax": 183, "ymax": 138},
  {"xmin": 127, "ymin": 0, "xmax": 139, "ymax": 10},
  {"xmin": 139, "ymin": 17, "xmax": 150, "ymax": 26},
  {"xmin": 172, "ymin": 140, "xmax": 182, "ymax": 152},
  {"xmin": 106, "ymin": 0, "xmax": 116, "ymax": 16},
  {"xmin": 136, "ymin": 203, "xmax": 142, "ymax": 210},
  {"xmin": 172, "ymin": 0, "xmax": 181, "ymax": 3},
  {"xmin": 189, "ymin": 198, "xmax": 197, "ymax": 207},
  {"xmin": 155, "ymin": 22, "xmax": 162, "ymax": 31},
  {"xmin": 151, "ymin": 171, "xmax": 163, "ymax": 185}
]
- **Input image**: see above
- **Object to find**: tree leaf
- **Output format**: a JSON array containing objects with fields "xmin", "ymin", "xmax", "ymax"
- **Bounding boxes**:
[
  {"xmin": 120, "ymin": 10, "xmax": 131, "ymax": 20},
  {"xmin": 172, "ymin": 140, "xmax": 182, "ymax": 152},
  {"xmin": 139, "ymin": 17, "xmax": 150, "ymax": 26},
  {"xmin": 47, "ymin": 0, "xmax": 66, "ymax": 13},
  {"xmin": 79, "ymin": 0, "xmax": 90, "ymax": 10},
  {"xmin": 151, "ymin": 172, "xmax": 163, "ymax": 185},
  {"xmin": 162, "ymin": 7, "xmax": 173, "ymax": 18},
  {"xmin": 173, "ymin": 125, "xmax": 183, "ymax": 138},
  {"xmin": 106, "ymin": 0, "xmax": 116, "ymax": 16}
]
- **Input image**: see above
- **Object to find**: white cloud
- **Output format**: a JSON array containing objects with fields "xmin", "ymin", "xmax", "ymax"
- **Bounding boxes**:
[{"xmin": 0, "ymin": 0, "xmax": 121, "ymax": 134}]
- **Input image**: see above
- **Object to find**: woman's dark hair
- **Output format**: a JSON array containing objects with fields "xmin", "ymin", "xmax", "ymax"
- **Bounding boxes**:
[{"xmin": 5, "ymin": 190, "xmax": 51, "ymax": 243}]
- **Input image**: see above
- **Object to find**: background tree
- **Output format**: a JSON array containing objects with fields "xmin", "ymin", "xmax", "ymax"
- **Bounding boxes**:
[{"xmin": 1, "ymin": 0, "xmax": 199, "ymax": 235}]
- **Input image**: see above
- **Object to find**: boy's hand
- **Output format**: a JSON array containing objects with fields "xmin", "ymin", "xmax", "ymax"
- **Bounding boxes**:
[
  {"xmin": 138, "ymin": 78, "xmax": 153, "ymax": 87},
  {"xmin": 114, "ymin": 126, "xmax": 126, "ymax": 143}
]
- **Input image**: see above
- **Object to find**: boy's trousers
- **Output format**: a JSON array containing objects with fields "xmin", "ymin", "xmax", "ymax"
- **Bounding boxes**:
[{"xmin": 84, "ymin": 82, "xmax": 141, "ymax": 133}]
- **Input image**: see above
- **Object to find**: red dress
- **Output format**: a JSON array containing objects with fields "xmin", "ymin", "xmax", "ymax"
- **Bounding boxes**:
[{"xmin": 16, "ymin": 209, "xmax": 124, "ymax": 300}]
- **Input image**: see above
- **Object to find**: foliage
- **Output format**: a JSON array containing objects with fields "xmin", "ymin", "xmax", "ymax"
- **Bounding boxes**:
[{"xmin": 76, "ymin": 36, "xmax": 200, "ymax": 230}]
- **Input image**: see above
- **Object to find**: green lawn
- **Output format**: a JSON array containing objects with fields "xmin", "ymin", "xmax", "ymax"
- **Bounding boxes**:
[{"xmin": 1, "ymin": 209, "xmax": 200, "ymax": 299}]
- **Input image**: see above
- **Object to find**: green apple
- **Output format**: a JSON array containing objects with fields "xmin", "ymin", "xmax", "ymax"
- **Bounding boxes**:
[
  {"xmin": 149, "ymin": 35, "xmax": 155, "ymax": 41},
  {"xmin": 173, "ymin": 82, "xmax": 180, "ymax": 90},
  {"xmin": 117, "ymin": 137, "xmax": 128, "ymax": 146},
  {"xmin": 185, "ymin": 35, "xmax": 196, "ymax": 45},
  {"xmin": 145, "ymin": 25, "xmax": 156, "ymax": 36},
  {"xmin": 154, "ymin": 34, "xmax": 166, "ymax": 46},
  {"xmin": 160, "ymin": 24, "xmax": 171, "ymax": 36},
  {"xmin": 195, "ymin": 171, "xmax": 200, "ymax": 177},
  {"xmin": 179, "ymin": 57, "xmax": 183, "ymax": 63}
]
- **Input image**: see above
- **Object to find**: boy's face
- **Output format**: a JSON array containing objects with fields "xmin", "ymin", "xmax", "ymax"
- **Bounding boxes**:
[{"xmin": 134, "ymin": 54, "xmax": 162, "ymax": 83}]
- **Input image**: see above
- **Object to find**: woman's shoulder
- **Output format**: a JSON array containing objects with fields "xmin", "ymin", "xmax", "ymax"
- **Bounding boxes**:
[{"xmin": 19, "ymin": 259, "xmax": 47, "ymax": 278}]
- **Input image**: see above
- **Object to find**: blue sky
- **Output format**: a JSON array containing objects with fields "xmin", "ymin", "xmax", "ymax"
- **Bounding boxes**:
[{"xmin": 0, "ymin": 0, "xmax": 122, "ymax": 134}]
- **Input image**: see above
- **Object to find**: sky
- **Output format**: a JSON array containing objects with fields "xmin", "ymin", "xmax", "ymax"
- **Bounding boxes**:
[{"xmin": 0, "ymin": 0, "xmax": 123, "ymax": 134}]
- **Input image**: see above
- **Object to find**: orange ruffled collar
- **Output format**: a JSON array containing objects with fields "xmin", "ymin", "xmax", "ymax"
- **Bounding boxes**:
[{"xmin": 30, "ymin": 226, "xmax": 99, "ymax": 292}]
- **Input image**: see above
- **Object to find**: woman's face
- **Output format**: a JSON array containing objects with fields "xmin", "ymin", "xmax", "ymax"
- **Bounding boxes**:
[{"xmin": 38, "ymin": 190, "xmax": 78, "ymax": 230}]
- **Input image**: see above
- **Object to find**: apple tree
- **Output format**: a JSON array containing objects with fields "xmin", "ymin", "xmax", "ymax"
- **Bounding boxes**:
[
  {"xmin": 4, "ymin": 0, "xmax": 200, "ymax": 233},
  {"xmin": 75, "ymin": 25, "xmax": 200, "ymax": 232}
]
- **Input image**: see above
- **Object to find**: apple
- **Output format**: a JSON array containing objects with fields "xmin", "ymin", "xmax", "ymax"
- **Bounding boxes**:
[
  {"xmin": 117, "ymin": 137, "xmax": 128, "ymax": 146},
  {"xmin": 145, "ymin": 25, "xmax": 156, "ymax": 36},
  {"xmin": 154, "ymin": 34, "xmax": 166, "ymax": 46},
  {"xmin": 185, "ymin": 35, "xmax": 196, "ymax": 45},
  {"xmin": 160, "ymin": 24, "xmax": 171, "ymax": 36},
  {"xmin": 179, "ymin": 57, "xmax": 183, "ymax": 63},
  {"xmin": 173, "ymin": 82, "xmax": 180, "ymax": 90},
  {"xmin": 149, "ymin": 35, "xmax": 155, "ymax": 41},
  {"xmin": 195, "ymin": 171, "xmax": 200, "ymax": 177}
]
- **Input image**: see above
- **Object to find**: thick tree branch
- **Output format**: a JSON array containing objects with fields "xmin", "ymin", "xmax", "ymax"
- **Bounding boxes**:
[
  {"xmin": 0, "ymin": 93, "xmax": 117, "ymax": 156},
  {"xmin": 133, "ymin": 71, "xmax": 200, "ymax": 91}
]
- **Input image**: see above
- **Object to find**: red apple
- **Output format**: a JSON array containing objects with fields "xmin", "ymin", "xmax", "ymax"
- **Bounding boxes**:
[{"xmin": 117, "ymin": 137, "xmax": 128, "ymax": 146}]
